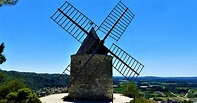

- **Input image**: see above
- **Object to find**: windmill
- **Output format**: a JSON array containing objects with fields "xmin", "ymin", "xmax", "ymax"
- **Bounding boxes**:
[{"xmin": 51, "ymin": 0, "xmax": 144, "ymax": 101}]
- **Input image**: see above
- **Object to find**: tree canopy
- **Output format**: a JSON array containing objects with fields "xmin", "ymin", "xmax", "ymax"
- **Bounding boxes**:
[
  {"xmin": 121, "ymin": 82, "xmax": 139, "ymax": 98},
  {"xmin": 121, "ymin": 82, "xmax": 157, "ymax": 103},
  {"xmin": 0, "ymin": 43, "xmax": 6, "ymax": 64},
  {"xmin": 0, "ymin": 73, "xmax": 41, "ymax": 103},
  {"xmin": 0, "ymin": 0, "xmax": 18, "ymax": 7}
]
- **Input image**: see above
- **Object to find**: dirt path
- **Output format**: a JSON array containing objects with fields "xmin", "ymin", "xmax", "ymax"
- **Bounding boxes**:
[{"xmin": 40, "ymin": 93, "xmax": 133, "ymax": 103}]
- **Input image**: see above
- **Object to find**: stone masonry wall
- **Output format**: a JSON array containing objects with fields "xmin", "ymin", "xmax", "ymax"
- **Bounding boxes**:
[{"xmin": 68, "ymin": 54, "xmax": 113, "ymax": 100}]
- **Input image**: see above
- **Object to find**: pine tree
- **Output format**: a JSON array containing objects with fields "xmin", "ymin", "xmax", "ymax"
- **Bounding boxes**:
[
  {"xmin": 0, "ymin": 43, "xmax": 6, "ymax": 64},
  {"xmin": 0, "ymin": 0, "xmax": 18, "ymax": 7}
]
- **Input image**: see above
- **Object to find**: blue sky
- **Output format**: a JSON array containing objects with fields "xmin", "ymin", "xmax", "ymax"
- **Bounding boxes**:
[{"xmin": 0, "ymin": 0, "xmax": 197, "ymax": 77}]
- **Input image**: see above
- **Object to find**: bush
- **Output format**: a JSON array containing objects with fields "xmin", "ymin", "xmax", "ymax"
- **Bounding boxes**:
[
  {"xmin": 6, "ymin": 92, "xmax": 18, "ymax": 102},
  {"xmin": 153, "ymin": 97, "xmax": 163, "ymax": 101},
  {"xmin": 6, "ymin": 88, "xmax": 41, "ymax": 103},
  {"xmin": 0, "ymin": 72, "xmax": 5, "ymax": 80},
  {"xmin": 0, "ymin": 76, "xmax": 41, "ymax": 103},
  {"xmin": 0, "ymin": 78, "xmax": 26, "ymax": 99},
  {"xmin": 121, "ymin": 82, "xmax": 139, "ymax": 98},
  {"xmin": 17, "ymin": 88, "xmax": 32, "ymax": 101},
  {"xmin": 120, "ymin": 82, "xmax": 157, "ymax": 103},
  {"xmin": 0, "ymin": 99, "xmax": 7, "ymax": 103}
]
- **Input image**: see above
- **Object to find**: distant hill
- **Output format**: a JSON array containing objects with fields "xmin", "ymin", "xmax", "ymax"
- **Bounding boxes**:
[
  {"xmin": 0, "ymin": 69, "xmax": 69, "ymax": 90},
  {"xmin": 137, "ymin": 76, "xmax": 197, "ymax": 83},
  {"xmin": 114, "ymin": 76, "xmax": 197, "ymax": 83},
  {"xmin": 1, "ymin": 69, "xmax": 197, "ymax": 91}
]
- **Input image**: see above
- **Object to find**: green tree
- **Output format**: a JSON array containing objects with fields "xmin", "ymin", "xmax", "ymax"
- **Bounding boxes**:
[
  {"xmin": 17, "ymin": 88, "xmax": 32, "ymax": 102},
  {"xmin": 0, "ymin": 77, "xmax": 41, "ymax": 103},
  {"xmin": 183, "ymin": 100, "xmax": 193, "ymax": 103},
  {"xmin": 6, "ymin": 92, "xmax": 17, "ymax": 103},
  {"xmin": 18, "ymin": 88, "xmax": 40, "ymax": 103},
  {"xmin": 6, "ymin": 88, "xmax": 41, "ymax": 103},
  {"xmin": 121, "ymin": 82, "xmax": 139, "ymax": 98},
  {"xmin": 121, "ymin": 82, "xmax": 157, "ymax": 103},
  {"xmin": 0, "ymin": 78, "xmax": 26, "ymax": 99},
  {"xmin": 0, "ymin": 43, "xmax": 6, "ymax": 64},
  {"xmin": 0, "ymin": 0, "xmax": 18, "ymax": 7},
  {"xmin": 0, "ymin": 72, "xmax": 5, "ymax": 81}
]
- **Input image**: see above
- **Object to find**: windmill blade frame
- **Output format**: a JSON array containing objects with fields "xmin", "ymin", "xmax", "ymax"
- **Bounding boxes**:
[
  {"xmin": 107, "ymin": 43, "xmax": 144, "ymax": 81},
  {"xmin": 98, "ymin": 1, "xmax": 135, "ymax": 42},
  {"xmin": 50, "ymin": 1, "xmax": 99, "ymax": 43},
  {"xmin": 61, "ymin": 63, "xmax": 71, "ymax": 76}
]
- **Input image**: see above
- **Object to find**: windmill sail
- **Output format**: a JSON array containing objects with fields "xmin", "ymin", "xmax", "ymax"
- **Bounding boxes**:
[
  {"xmin": 51, "ymin": 1, "xmax": 99, "ymax": 43},
  {"xmin": 61, "ymin": 63, "xmax": 71, "ymax": 76},
  {"xmin": 107, "ymin": 43, "xmax": 144, "ymax": 81},
  {"xmin": 98, "ymin": 1, "xmax": 135, "ymax": 41}
]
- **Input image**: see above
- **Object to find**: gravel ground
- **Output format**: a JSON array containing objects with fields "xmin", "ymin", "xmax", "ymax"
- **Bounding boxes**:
[{"xmin": 40, "ymin": 93, "xmax": 133, "ymax": 103}]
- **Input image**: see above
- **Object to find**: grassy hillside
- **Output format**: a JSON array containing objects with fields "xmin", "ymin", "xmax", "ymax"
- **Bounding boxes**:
[{"xmin": 0, "ymin": 69, "xmax": 69, "ymax": 90}]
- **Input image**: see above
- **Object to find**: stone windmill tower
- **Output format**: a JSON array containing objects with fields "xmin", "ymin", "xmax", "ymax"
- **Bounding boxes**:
[{"xmin": 51, "ymin": 0, "xmax": 144, "ymax": 101}]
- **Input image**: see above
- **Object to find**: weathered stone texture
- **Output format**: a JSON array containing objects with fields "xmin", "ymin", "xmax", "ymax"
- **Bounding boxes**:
[{"xmin": 68, "ymin": 54, "xmax": 113, "ymax": 100}]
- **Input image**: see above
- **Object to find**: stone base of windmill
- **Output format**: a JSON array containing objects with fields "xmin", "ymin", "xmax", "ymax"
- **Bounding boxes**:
[{"xmin": 68, "ymin": 54, "xmax": 113, "ymax": 101}]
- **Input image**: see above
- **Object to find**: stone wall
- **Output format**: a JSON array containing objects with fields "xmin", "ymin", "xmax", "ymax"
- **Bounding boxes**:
[{"xmin": 68, "ymin": 54, "xmax": 113, "ymax": 100}]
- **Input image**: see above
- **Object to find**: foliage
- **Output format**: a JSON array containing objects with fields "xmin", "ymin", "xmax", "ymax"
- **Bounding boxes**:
[
  {"xmin": 113, "ymin": 87, "xmax": 122, "ymax": 93},
  {"xmin": 120, "ymin": 82, "xmax": 157, "ymax": 103},
  {"xmin": 0, "ymin": 70, "xmax": 69, "ymax": 90},
  {"xmin": 187, "ymin": 93, "xmax": 197, "ymax": 98},
  {"xmin": 163, "ymin": 91, "xmax": 176, "ymax": 97},
  {"xmin": 6, "ymin": 88, "xmax": 41, "ymax": 103},
  {"xmin": 153, "ymin": 97, "xmax": 163, "ymax": 101},
  {"xmin": 183, "ymin": 100, "xmax": 193, "ymax": 103},
  {"xmin": 0, "ymin": 73, "xmax": 41, "ymax": 103},
  {"xmin": 0, "ymin": 43, "xmax": 6, "ymax": 64},
  {"xmin": 0, "ymin": 78, "xmax": 26, "ymax": 99},
  {"xmin": 121, "ymin": 82, "xmax": 139, "ymax": 98},
  {"xmin": 0, "ymin": 72, "xmax": 5, "ymax": 81},
  {"xmin": 187, "ymin": 89, "xmax": 197, "ymax": 98},
  {"xmin": 0, "ymin": 0, "xmax": 18, "ymax": 7},
  {"xmin": 0, "ymin": 99, "xmax": 7, "ymax": 103},
  {"xmin": 130, "ymin": 97, "xmax": 157, "ymax": 103},
  {"xmin": 6, "ymin": 92, "xmax": 17, "ymax": 103}
]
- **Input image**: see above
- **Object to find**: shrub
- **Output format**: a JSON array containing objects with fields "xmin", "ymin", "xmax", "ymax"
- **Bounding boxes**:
[
  {"xmin": 121, "ymin": 82, "xmax": 139, "ymax": 98},
  {"xmin": 0, "ymin": 78, "xmax": 26, "ymax": 99},
  {"xmin": 0, "ymin": 77, "xmax": 41, "ymax": 103},
  {"xmin": 6, "ymin": 92, "xmax": 18, "ymax": 102},
  {"xmin": 120, "ymin": 82, "xmax": 157, "ymax": 103},
  {"xmin": 6, "ymin": 88, "xmax": 41, "ymax": 103},
  {"xmin": 0, "ymin": 99, "xmax": 7, "ymax": 103},
  {"xmin": 17, "ymin": 88, "xmax": 32, "ymax": 101},
  {"xmin": 0, "ymin": 72, "xmax": 5, "ymax": 80},
  {"xmin": 153, "ymin": 97, "xmax": 163, "ymax": 101}
]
